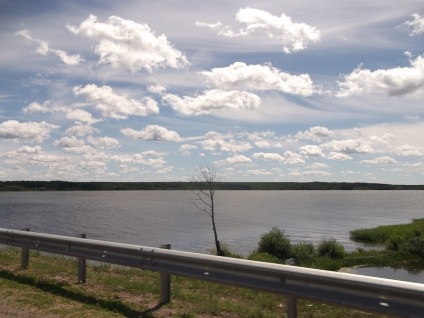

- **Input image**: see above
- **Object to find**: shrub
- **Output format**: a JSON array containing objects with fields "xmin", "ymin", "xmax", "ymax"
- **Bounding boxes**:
[
  {"xmin": 208, "ymin": 242, "xmax": 242, "ymax": 258},
  {"xmin": 257, "ymin": 227, "xmax": 291, "ymax": 260},
  {"xmin": 291, "ymin": 242, "xmax": 316, "ymax": 263},
  {"xmin": 402, "ymin": 234, "xmax": 424, "ymax": 257},
  {"xmin": 317, "ymin": 238, "xmax": 345, "ymax": 259},
  {"xmin": 386, "ymin": 235, "xmax": 405, "ymax": 251},
  {"xmin": 247, "ymin": 251, "xmax": 282, "ymax": 264}
]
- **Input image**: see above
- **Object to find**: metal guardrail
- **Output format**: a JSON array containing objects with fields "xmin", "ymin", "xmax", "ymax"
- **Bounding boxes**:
[{"xmin": 1, "ymin": 228, "xmax": 423, "ymax": 317}]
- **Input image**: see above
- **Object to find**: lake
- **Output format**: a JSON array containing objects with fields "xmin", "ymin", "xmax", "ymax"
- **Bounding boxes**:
[
  {"xmin": 1, "ymin": 190, "xmax": 423, "ymax": 254},
  {"xmin": 2, "ymin": 190, "xmax": 424, "ymax": 282}
]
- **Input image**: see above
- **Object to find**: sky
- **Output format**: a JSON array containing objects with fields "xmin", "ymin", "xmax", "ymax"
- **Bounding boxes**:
[{"xmin": 0, "ymin": 0, "xmax": 423, "ymax": 184}]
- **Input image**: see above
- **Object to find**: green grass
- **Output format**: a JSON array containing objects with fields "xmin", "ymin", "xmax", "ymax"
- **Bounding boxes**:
[
  {"xmin": 0, "ymin": 247, "xmax": 397, "ymax": 317},
  {"xmin": 350, "ymin": 218, "xmax": 424, "ymax": 244}
]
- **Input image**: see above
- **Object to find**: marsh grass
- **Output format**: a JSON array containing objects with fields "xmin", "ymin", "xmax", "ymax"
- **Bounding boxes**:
[
  {"xmin": 350, "ymin": 218, "xmax": 424, "ymax": 244},
  {"xmin": 0, "ymin": 247, "xmax": 396, "ymax": 317}
]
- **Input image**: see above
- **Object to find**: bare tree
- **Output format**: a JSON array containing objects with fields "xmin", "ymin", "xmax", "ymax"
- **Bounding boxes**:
[{"xmin": 191, "ymin": 165, "xmax": 224, "ymax": 256}]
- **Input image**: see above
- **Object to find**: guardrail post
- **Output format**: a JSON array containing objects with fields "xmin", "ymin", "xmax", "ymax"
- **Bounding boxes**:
[
  {"xmin": 160, "ymin": 244, "xmax": 171, "ymax": 304},
  {"xmin": 20, "ymin": 228, "xmax": 30, "ymax": 269},
  {"xmin": 78, "ymin": 234, "xmax": 86, "ymax": 283},
  {"xmin": 287, "ymin": 297, "xmax": 298, "ymax": 318}
]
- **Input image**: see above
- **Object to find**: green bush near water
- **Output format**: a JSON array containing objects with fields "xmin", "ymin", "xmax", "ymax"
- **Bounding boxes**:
[
  {"xmin": 317, "ymin": 238, "xmax": 346, "ymax": 259},
  {"xmin": 256, "ymin": 226, "xmax": 291, "ymax": 260}
]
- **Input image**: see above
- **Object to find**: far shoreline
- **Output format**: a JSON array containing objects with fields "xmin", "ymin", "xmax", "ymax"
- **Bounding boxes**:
[{"xmin": 1, "ymin": 180, "xmax": 424, "ymax": 191}]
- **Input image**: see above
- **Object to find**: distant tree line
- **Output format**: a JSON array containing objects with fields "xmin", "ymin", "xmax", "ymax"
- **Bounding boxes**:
[{"xmin": 0, "ymin": 180, "xmax": 423, "ymax": 191}]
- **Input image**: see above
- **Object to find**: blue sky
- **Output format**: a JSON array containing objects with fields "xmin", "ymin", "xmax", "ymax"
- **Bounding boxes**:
[{"xmin": 1, "ymin": 0, "xmax": 423, "ymax": 184}]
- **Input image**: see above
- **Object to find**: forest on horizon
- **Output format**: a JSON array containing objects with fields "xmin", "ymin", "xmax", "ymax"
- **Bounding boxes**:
[{"xmin": 1, "ymin": 180, "xmax": 423, "ymax": 191}]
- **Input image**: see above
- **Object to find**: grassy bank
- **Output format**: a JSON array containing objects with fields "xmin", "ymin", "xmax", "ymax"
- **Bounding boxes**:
[
  {"xmin": 350, "ymin": 218, "xmax": 424, "ymax": 244},
  {"xmin": 0, "ymin": 248, "xmax": 395, "ymax": 318}
]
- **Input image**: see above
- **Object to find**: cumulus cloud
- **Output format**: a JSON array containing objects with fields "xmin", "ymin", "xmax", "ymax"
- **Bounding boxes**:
[
  {"xmin": 247, "ymin": 169, "xmax": 272, "ymax": 175},
  {"xmin": 179, "ymin": 144, "xmax": 197, "ymax": 156},
  {"xmin": 16, "ymin": 29, "xmax": 84, "ymax": 65},
  {"xmin": 121, "ymin": 125, "xmax": 182, "ymax": 142},
  {"xmin": 360, "ymin": 156, "xmax": 397, "ymax": 165},
  {"xmin": 87, "ymin": 136, "xmax": 120, "ymax": 149},
  {"xmin": 299, "ymin": 145, "xmax": 324, "ymax": 157},
  {"xmin": 73, "ymin": 84, "xmax": 159, "ymax": 119},
  {"xmin": 395, "ymin": 144, "xmax": 424, "ymax": 156},
  {"xmin": 337, "ymin": 54, "xmax": 424, "ymax": 97},
  {"xmin": 110, "ymin": 151, "xmax": 165, "ymax": 167},
  {"xmin": 290, "ymin": 126, "xmax": 334, "ymax": 142},
  {"xmin": 226, "ymin": 155, "xmax": 252, "ymax": 163},
  {"xmin": 53, "ymin": 136, "xmax": 94, "ymax": 153},
  {"xmin": 68, "ymin": 15, "xmax": 189, "ymax": 72},
  {"xmin": 253, "ymin": 151, "xmax": 304, "ymax": 164},
  {"xmin": 23, "ymin": 100, "xmax": 53, "ymax": 114},
  {"xmin": 65, "ymin": 125, "xmax": 99, "ymax": 136},
  {"xmin": 253, "ymin": 152, "xmax": 284, "ymax": 161},
  {"xmin": 0, "ymin": 120, "xmax": 58, "ymax": 142},
  {"xmin": 327, "ymin": 152, "xmax": 353, "ymax": 161},
  {"xmin": 321, "ymin": 139, "xmax": 375, "ymax": 154},
  {"xmin": 162, "ymin": 89, "xmax": 260, "ymax": 116},
  {"xmin": 201, "ymin": 138, "xmax": 253, "ymax": 153},
  {"xmin": 196, "ymin": 7, "xmax": 320, "ymax": 53},
  {"xmin": 401, "ymin": 13, "xmax": 424, "ymax": 36},
  {"xmin": 16, "ymin": 145, "xmax": 42, "ymax": 154},
  {"xmin": 200, "ymin": 62, "xmax": 319, "ymax": 96},
  {"xmin": 283, "ymin": 150, "xmax": 305, "ymax": 164},
  {"xmin": 66, "ymin": 109, "xmax": 101, "ymax": 125},
  {"xmin": 289, "ymin": 168, "xmax": 331, "ymax": 176}
]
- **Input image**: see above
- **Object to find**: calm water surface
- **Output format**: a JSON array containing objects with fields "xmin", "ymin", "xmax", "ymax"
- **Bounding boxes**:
[{"xmin": 1, "ymin": 190, "xmax": 423, "ymax": 254}]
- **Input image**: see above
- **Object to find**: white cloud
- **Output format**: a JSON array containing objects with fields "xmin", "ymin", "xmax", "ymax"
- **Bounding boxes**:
[
  {"xmin": 226, "ymin": 155, "xmax": 252, "ymax": 163},
  {"xmin": 290, "ymin": 126, "xmax": 334, "ymax": 142},
  {"xmin": 327, "ymin": 152, "xmax": 353, "ymax": 161},
  {"xmin": 66, "ymin": 109, "xmax": 101, "ymax": 125},
  {"xmin": 247, "ymin": 169, "xmax": 272, "ymax": 175},
  {"xmin": 395, "ymin": 144, "xmax": 424, "ymax": 156},
  {"xmin": 0, "ymin": 120, "xmax": 58, "ymax": 142},
  {"xmin": 360, "ymin": 156, "xmax": 397, "ymax": 165},
  {"xmin": 16, "ymin": 146, "xmax": 42, "ymax": 154},
  {"xmin": 65, "ymin": 125, "xmax": 99, "ymax": 136},
  {"xmin": 321, "ymin": 139, "xmax": 375, "ymax": 154},
  {"xmin": 162, "ymin": 89, "xmax": 260, "ymax": 116},
  {"xmin": 202, "ymin": 138, "xmax": 253, "ymax": 153},
  {"xmin": 16, "ymin": 29, "xmax": 84, "ymax": 65},
  {"xmin": 111, "ymin": 151, "xmax": 165, "ymax": 167},
  {"xmin": 253, "ymin": 151, "xmax": 304, "ymax": 164},
  {"xmin": 200, "ymin": 62, "xmax": 319, "ymax": 96},
  {"xmin": 308, "ymin": 163, "xmax": 329, "ymax": 169},
  {"xmin": 253, "ymin": 152, "xmax": 284, "ymax": 162},
  {"xmin": 283, "ymin": 150, "xmax": 305, "ymax": 164},
  {"xmin": 289, "ymin": 168, "xmax": 331, "ymax": 176},
  {"xmin": 401, "ymin": 13, "xmax": 424, "ymax": 36},
  {"xmin": 121, "ymin": 125, "xmax": 182, "ymax": 142},
  {"xmin": 49, "ymin": 49, "xmax": 85, "ymax": 66},
  {"xmin": 179, "ymin": 144, "xmax": 197, "ymax": 156},
  {"xmin": 53, "ymin": 136, "xmax": 94, "ymax": 153},
  {"xmin": 73, "ymin": 84, "xmax": 159, "ymax": 119},
  {"xmin": 196, "ymin": 7, "xmax": 320, "ymax": 53},
  {"xmin": 87, "ymin": 136, "xmax": 120, "ymax": 149},
  {"xmin": 337, "ymin": 54, "xmax": 424, "ymax": 97},
  {"xmin": 299, "ymin": 145, "xmax": 325, "ymax": 157},
  {"xmin": 53, "ymin": 136, "xmax": 85, "ymax": 148},
  {"xmin": 68, "ymin": 15, "xmax": 189, "ymax": 72},
  {"xmin": 23, "ymin": 100, "xmax": 52, "ymax": 114}
]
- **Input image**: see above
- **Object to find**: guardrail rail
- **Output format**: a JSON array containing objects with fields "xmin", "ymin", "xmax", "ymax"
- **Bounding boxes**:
[{"xmin": 1, "ymin": 228, "xmax": 423, "ymax": 317}]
